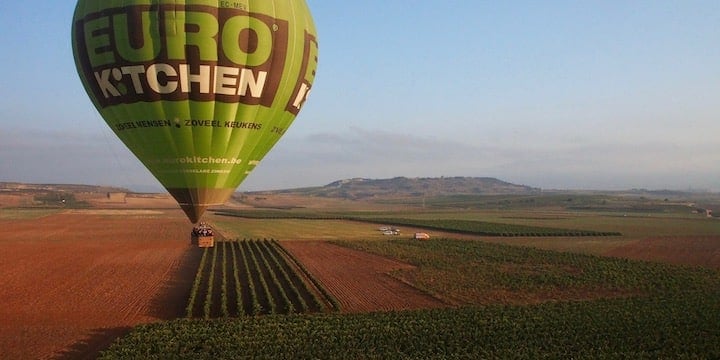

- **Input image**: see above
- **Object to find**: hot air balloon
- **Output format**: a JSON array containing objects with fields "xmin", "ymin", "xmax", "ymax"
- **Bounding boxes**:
[{"xmin": 72, "ymin": 0, "xmax": 318, "ymax": 223}]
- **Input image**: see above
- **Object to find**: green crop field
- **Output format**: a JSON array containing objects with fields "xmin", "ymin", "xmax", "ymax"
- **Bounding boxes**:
[
  {"xmin": 337, "ymin": 239, "xmax": 718, "ymax": 305},
  {"xmin": 101, "ymin": 296, "xmax": 720, "ymax": 359},
  {"xmin": 101, "ymin": 237, "xmax": 720, "ymax": 358},
  {"xmin": 99, "ymin": 194, "xmax": 720, "ymax": 359},
  {"xmin": 211, "ymin": 208, "xmax": 623, "ymax": 241},
  {"xmin": 95, "ymin": 195, "xmax": 720, "ymax": 358},
  {"xmin": 4, "ymin": 181, "xmax": 718, "ymax": 359},
  {"xmin": 185, "ymin": 239, "xmax": 336, "ymax": 319}
]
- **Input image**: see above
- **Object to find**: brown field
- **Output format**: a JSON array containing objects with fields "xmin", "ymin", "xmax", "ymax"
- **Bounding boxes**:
[
  {"xmin": 605, "ymin": 236, "xmax": 720, "ymax": 269},
  {"xmin": 2, "ymin": 193, "xmax": 720, "ymax": 359},
  {"xmin": 280, "ymin": 241, "xmax": 447, "ymax": 312},
  {"xmin": 0, "ymin": 210, "xmax": 199, "ymax": 360},
  {"xmin": 0, "ymin": 194, "xmax": 25, "ymax": 207}
]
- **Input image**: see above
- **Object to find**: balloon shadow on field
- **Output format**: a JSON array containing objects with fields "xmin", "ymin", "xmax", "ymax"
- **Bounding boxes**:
[
  {"xmin": 54, "ymin": 244, "xmax": 204, "ymax": 359},
  {"xmin": 53, "ymin": 327, "xmax": 131, "ymax": 360},
  {"xmin": 147, "ymin": 243, "xmax": 205, "ymax": 320}
]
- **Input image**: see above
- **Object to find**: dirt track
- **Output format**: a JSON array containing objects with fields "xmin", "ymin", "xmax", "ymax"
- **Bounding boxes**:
[{"xmin": 0, "ymin": 210, "xmax": 199, "ymax": 360}]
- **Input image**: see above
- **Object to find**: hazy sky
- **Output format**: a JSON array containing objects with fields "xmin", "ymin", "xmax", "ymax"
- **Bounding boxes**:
[{"xmin": 1, "ymin": 1, "xmax": 718, "ymax": 192}]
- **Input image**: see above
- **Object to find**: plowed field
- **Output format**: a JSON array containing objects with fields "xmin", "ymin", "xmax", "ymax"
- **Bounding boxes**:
[
  {"xmin": 606, "ymin": 236, "xmax": 720, "ymax": 269},
  {"xmin": 0, "ymin": 210, "xmax": 198, "ymax": 360},
  {"xmin": 280, "ymin": 241, "xmax": 447, "ymax": 313}
]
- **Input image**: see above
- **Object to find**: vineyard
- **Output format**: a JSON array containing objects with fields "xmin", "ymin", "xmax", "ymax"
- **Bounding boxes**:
[
  {"xmin": 102, "ymin": 238, "xmax": 720, "ymax": 358},
  {"xmin": 338, "ymin": 239, "xmax": 720, "ymax": 305},
  {"xmin": 355, "ymin": 217, "xmax": 621, "ymax": 237},
  {"xmin": 5, "ymin": 187, "xmax": 720, "ymax": 359},
  {"xmin": 185, "ymin": 239, "xmax": 337, "ymax": 318},
  {"xmin": 99, "ymin": 295, "xmax": 720, "ymax": 359},
  {"xmin": 216, "ymin": 209, "xmax": 621, "ymax": 237}
]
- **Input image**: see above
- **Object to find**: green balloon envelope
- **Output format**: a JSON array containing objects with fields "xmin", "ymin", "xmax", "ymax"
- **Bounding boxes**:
[{"xmin": 72, "ymin": 0, "xmax": 318, "ymax": 223}]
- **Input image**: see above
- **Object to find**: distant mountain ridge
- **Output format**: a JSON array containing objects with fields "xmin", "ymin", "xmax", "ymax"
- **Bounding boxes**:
[{"xmin": 267, "ymin": 177, "xmax": 540, "ymax": 199}]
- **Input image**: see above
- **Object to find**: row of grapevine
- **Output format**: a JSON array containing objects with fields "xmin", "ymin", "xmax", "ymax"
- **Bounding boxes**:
[
  {"xmin": 184, "ymin": 245, "xmax": 209, "ymax": 317},
  {"xmin": 185, "ymin": 239, "xmax": 335, "ymax": 318}
]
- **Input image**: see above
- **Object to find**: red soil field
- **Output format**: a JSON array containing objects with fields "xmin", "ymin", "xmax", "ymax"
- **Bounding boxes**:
[
  {"xmin": 0, "ymin": 194, "xmax": 24, "ymax": 207},
  {"xmin": 605, "ymin": 236, "xmax": 720, "ymax": 269},
  {"xmin": 0, "ymin": 210, "xmax": 199, "ymax": 360},
  {"xmin": 280, "ymin": 241, "xmax": 447, "ymax": 313}
]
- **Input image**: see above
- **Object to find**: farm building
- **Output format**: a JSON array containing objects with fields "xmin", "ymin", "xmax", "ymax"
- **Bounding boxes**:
[{"xmin": 414, "ymin": 232, "xmax": 431, "ymax": 240}]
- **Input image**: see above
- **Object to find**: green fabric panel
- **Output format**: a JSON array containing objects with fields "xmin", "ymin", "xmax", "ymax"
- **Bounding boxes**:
[{"xmin": 72, "ymin": 0, "xmax": 318, "ymax": 218}]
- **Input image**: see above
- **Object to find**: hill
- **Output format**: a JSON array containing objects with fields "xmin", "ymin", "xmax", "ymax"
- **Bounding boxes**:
[
  {"xmin": 255, "ymin": 177, "xmax": 540, "ymax": 200},
  {"xmin": 0, "ymin": 182, "xmax": 178, "ymax": 209},
  {"xmin": 0, "ymin": 182, "xmax": 130, "ymax": 194}
]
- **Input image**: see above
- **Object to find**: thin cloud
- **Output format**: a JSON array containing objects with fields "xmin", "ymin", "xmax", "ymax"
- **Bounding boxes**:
[
  {"xmin": 243, "ymin": 128, "xmax": 720, "ymax": 191},
  {"xmin": 0, "ymin": 129, "xmax": 156, "ymax": 188}
]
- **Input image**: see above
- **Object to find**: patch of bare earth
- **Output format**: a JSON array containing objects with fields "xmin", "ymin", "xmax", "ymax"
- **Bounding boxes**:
[
  {"xmin": 280, "ymin": 241, "xmax": 447, "ymax": 313},
  {"xmin": 0, "ymin": 211, "xmax": 199, "ymax": 360},
  {"xmin": 605, "ymin": 236, "xmax": 720, "ymax": 269},
  {"xmin": 0, "ymin": 194, "xmax": 25, "ymax": 207}
]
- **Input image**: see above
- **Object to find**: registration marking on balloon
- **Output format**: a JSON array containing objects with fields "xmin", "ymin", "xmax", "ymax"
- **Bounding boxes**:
[{"xmin": 220, "ymin": 1, "xmax": 249, "ymax": 11}]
